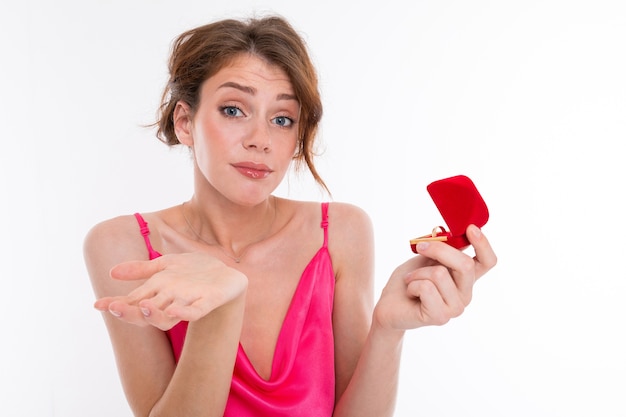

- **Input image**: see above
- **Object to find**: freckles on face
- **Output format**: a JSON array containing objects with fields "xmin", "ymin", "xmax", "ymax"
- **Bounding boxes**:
[{"xmin": 189, "ymin": 54, "xmax": 301, "ymax": 202}]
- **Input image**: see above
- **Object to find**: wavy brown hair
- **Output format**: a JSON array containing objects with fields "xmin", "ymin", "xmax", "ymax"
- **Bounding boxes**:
[{"xmin": 155, "ymin": 15, "xmax": 328, "ymax": 193}]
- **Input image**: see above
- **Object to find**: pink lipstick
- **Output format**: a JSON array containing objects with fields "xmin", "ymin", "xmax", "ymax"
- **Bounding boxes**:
[{"xmin": 232, "ymin": 162, "xmax": 273, "ymax": 179}]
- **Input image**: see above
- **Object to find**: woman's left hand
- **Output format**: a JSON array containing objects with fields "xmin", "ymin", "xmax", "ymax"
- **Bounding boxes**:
[
  {"xmin": 93, "ymin": 252, "xmax": 248, "ymax": 331},
  {"xmin": 374, "ymin": 224, "xmax": 497, "ymax": 332}
]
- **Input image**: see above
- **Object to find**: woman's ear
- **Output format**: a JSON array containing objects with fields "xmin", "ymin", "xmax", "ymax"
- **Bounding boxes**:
[{"xmin": 173, "ymin": 101, "xmax": 193, "ymax": 146}]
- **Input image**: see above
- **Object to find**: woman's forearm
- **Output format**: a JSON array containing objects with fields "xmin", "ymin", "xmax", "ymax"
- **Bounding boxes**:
[
  {"xmin": 333, "ymin": 321, "xmax": 405, "ymax": 417},
  {"xmin": 148, "ymin": 292, "xmax": 246, "ymax": 417}
]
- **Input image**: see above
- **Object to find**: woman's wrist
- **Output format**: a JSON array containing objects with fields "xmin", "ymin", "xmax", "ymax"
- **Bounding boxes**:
[{"xmin": 371, "ymin": 305, "xmax": 407, "ymax": 345}]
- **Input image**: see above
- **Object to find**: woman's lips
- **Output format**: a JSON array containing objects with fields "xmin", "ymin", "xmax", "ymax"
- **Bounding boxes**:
[{"xmin": 232, "ymin": 162, "xmax": 273, "ymax": 179}]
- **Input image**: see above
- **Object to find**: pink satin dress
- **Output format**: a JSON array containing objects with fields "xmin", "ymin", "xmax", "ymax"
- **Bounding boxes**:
[{"xmin": 133, "ymin": 202, "xmax": 336, "ymax": 416}]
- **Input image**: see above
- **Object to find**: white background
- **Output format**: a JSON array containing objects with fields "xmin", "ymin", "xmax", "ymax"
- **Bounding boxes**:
[{"xmin": 1, "ymin": 0, "xmax": 625, "ymax": 416}]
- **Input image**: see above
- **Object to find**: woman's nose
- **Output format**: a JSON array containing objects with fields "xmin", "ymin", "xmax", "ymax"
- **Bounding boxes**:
[{"xmin": 242, "ymin": 120, "xmax": 271, "ymax": 152}]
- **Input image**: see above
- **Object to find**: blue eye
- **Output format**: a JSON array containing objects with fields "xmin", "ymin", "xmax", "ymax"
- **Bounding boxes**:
[
  {"xmin": 221, "ymin": 106, "xmax": 243, "ymax": 117},
  {"xmin": 273, "ymin": 116, "xmax": 293, "ymax": 127}
]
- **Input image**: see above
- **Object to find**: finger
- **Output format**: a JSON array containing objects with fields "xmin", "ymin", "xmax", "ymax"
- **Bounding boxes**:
[
  {"xmin": 110, "ymin": 257, "xmax": 166, "ymax": 281},
  {"xmin": 164, "ymin": 299, "xmax": 211, "ymax": 322},
  {"xmin": 413, "ymin": 240, "xmax": 476, "ymax": 295},
  {"xmin": 405, "ymin": 279, "xmax": 451, "ymax": 326},
  {"xmin": 94, "ymin": 296, "xmax": 115, "ymax": 311},
  {"xmin": 406, "ymin": 265, "xmax": 468, "ymax": 317},
  {"xmin": 137, "ymin": 299, "xmax": 181, "ymax": 331},
  {"xmin": 95, "ymin": 295, "xmax": 141, "ymax": 311},
  {"xmin": 125, "ymin": 280, "xmax": 164, "ymax": 304},
  {"xmin": 106, "ymin": 300, "xmax": 153, "ymax": 327},
  {"xmin": 136, "ymin": 290, "xmax": 178, "ymax": 314},
  {"xmin": 123, "ymin": 272, "xmax": 178, "ymax": 304},
  {"xmin": 466, "ymin": 225, "xmax": 497, "ymax": 279}
]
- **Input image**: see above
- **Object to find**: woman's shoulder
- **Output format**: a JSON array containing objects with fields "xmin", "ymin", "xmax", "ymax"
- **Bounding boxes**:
[
  {"xmin": 84, "ymin": 213, "xmax": 143, "ymax": 246},
  {"xmin": 316, "ymin": 201, "xmax": 375, "ymax": 282},
  {"xmin": 284, "ymin": 199, "xmax": 373, "ymax": 246},
  {"xmin": 82, "ymin": 214, "xmax": 155, "ymax": 297},
  {"xmin": 84, "ymin": 205, "xmax": 177, "ymax": 248},
  {"xmin": 83, "ymin": 213, "xmax": 157, "ymax": 267},
  {"xmin": 284, "ymin": 198, "xmax": 369, "ymax": 216},
  {"xmin": 327, "ymin": 201, "xmax": 371, "ymax": 223},
  {"xmin": 283, "ymin": 199, "xmax": 371, "ymax": 228},
  {"xmin": 327, "ymin": 202, "xmax": 373, "ymax": 243}
]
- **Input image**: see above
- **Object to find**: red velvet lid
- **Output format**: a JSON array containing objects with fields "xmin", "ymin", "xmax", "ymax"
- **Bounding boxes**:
[{"xmin": 427, "ymin": 175, "xmax": 489, "ymax": 236}]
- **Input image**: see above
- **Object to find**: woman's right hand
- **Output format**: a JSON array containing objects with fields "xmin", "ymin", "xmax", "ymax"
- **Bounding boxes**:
[{"xmin": 93, "ymin": 252, "xmax": 248, "ymax": 331}]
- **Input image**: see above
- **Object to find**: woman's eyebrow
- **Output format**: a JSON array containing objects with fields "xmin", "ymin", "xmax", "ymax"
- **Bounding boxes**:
[
  {"xmin": 218, "ymin": 81, "xmax": 255, "ymax": 95},
  {"xmin": 218, "ymin": 81, "xmax": 297, "ymax": 102},
  {"xmin": 277, "ymin": 93, "xmax": 298, "ymax": 102}
]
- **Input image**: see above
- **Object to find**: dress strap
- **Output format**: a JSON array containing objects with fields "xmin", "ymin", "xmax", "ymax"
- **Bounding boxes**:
[
  {"xmin": 320, "ymin": 202, "xmax": 329, "ymax": 247},
  {"xmin": 133, "ymin": 213, "xmax": 161, "ymax": 260}
]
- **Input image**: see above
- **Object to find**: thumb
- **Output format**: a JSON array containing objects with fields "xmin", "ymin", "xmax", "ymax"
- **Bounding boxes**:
[{"xmin": 110, "ymin": 258, "xmax": 164, "ymax": 281}]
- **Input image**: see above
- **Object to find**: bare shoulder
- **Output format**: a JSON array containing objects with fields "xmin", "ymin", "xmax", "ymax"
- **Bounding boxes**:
[
  {"xmin": 325, "ymin": 202, "xmax": 375, "ymax": 277},
  {"xmin": 327, "ymin": 202, "xmax": 373, "ymax": 235},
  {"xmin": 282, "ymin": 199, "xmax": 372, "ymax": 237},
  {"xmin": 83, "ymin": 214, "xmax": 152, "ymax": 297},
  {"xmin": 83, "ymin": 214, "xmax": 148, "ymax": 261}
]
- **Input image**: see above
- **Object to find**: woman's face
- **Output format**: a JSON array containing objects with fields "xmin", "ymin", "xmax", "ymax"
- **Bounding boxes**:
[{"xmin": 186, "ymin": 54, "xmax": 300, "ymax": 205}]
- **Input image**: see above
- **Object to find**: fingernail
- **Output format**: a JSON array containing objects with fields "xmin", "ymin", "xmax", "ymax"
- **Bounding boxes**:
[
  {"xmin": 416, "ymin": 242, "xmax": 430, "ymax": 251},
  {"xmin": 470, "ymin": 225, "xmax": 482, "ymax": 238},
  {"xmin": 109, "ymin": 308, "xmax": 122, "ymax": 317},
  {"xmin": 141, "ymin": 307, "xmax": 151, "ymax": 317}
]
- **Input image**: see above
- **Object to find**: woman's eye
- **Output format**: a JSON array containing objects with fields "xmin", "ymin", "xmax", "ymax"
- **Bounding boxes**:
[
  {"xmin": 273, "ymin": 116, "xmax": 293, "ymax": 127},
  {"xmin": 221, "ymin": 106, "xmax": 244, "ymax": 117}
]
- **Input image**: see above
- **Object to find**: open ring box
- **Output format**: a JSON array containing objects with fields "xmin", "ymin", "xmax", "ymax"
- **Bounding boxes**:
[{"xmin": 410, "ymin": 175, "xmax": 489, "ymax": 253}]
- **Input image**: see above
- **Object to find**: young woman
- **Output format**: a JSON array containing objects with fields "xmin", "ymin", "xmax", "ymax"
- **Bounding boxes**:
[{"xmin": 84, "ymin": 15, "xmax": 497, "ymax": 417}]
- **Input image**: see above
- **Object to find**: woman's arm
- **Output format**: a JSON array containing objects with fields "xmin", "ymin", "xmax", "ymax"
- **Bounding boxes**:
[
  {"xmin": 331, "ymin": 206, "xmax": 497, "ymax": 417},
  {"xmin": 84, "ymin": 216, "xmax": 247, "ymax": 417},
  {"xmin": 328, "ymin": 203, "xmax": 376, "ymax": 401}
]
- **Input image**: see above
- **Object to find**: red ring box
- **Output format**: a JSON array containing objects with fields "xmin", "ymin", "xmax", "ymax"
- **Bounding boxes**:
[{"xmin": 410, "ymin": 175, "xmax": 489, "ymax": 253}]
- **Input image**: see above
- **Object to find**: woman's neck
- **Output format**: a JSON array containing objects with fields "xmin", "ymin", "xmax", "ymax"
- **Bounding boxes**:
[{"xmin": 181, "ymin": 194, "xmax": 278, "ymax": 262}]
